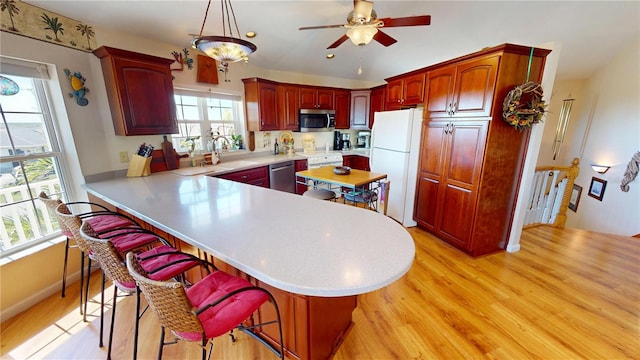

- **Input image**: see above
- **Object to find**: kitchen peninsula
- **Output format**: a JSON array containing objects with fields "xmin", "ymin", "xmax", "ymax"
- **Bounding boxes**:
[{"xmin": 84, "ymin": 171, "xmax": 414, "ymax": 359}]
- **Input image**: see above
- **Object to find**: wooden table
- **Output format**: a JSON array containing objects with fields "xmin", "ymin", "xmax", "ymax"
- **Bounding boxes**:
[{"xmin": 296, "ymin": 166, "xmax": 389, "ymax": 213}]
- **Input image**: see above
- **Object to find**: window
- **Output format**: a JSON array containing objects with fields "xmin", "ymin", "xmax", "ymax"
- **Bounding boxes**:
[
  {"xmin": 0, "ymin": 61, "xmax": 70, "ymax": 257},
  {"xmin": 172, "ymin": 89, "xmax": 245, "ymax": 153}
]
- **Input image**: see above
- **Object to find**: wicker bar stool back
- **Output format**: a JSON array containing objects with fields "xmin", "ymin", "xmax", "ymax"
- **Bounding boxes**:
[{"xmin": 126, "ymin": 252, "xmax": 285, "ymax": 360}]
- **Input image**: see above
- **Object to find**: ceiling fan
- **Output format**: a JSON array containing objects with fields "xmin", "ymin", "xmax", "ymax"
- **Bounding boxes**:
[{"xmin": 298, "ymin": 0, "xmax": 431, "ymax": 49}]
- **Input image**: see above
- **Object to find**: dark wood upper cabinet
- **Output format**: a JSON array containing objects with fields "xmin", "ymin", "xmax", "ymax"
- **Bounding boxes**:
[
  {"xmin": 277, "ymin": 84, "xmax": 300, "ymax": 131},
  {"xmin": 425, "ymin": 55, "xmax": 499, "ymax": 119},
  {"xmin": 299, "ymin": 87, "xmax": 334, "ymax": 109},
  {"xmin": 368, "ymin": 85, "xmax": 386, "ymax": 129},
  {"xmin": 385, "ymin": 72, "xmax": 426, "ymax": 110},
  {"xmin": 243, "ymin": 78, "xmax": 279, "ymax": 131},
  {"xmin": 93, "ymin": 46, "xmax": 178, "ymax": 136},
  {"xmin": 334, "ymin": 89, "xmax": 351, "ymax": 129}
]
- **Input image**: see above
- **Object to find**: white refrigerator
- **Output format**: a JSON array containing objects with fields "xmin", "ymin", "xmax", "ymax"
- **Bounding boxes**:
[{"xmin": 370, "ymin": 109, "xmax": 422, "ymax": 227}]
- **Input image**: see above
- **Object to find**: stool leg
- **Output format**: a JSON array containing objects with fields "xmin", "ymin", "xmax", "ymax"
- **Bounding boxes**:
[
  {"xmin": 79, "ymin": 251, "xmax": 85, "ymax": 316},
  {"xmin": 61, "ymin": 237, "xmax": 70, "ymax": 298},
  {"xmin": 133, "ymin": 287, "xmax": 141, "ymax": 360},
  {"xmin": 107, "ymin": 286, "xmax": 117, "ymax": 360},
  {"xmin": 99, "ymin": 270, "xmax": 105, "ymax": 348}
]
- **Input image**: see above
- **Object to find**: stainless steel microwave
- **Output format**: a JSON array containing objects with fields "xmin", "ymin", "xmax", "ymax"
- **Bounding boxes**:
[{"xmin": 299, "ymin": 109, "xmax": 335, "ymax": 132}]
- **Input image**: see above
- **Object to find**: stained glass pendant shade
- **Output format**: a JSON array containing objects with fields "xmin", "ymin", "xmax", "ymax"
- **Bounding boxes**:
[{"xmin": 192, "ymin": 0, "xmax": 256, "ymax": 69}]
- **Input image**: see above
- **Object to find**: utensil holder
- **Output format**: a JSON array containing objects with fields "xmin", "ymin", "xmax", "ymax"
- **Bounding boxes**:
[{"xmin": 126, "ymin": 154, "xmax": 152, "ymax": 177}]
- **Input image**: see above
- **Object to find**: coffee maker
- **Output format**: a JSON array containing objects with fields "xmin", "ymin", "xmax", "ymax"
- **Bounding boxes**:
[
  {"xmin": 357, "ymin": 131, "xmax": 371, "ymax": 148},
  {"xmin": 341, "ymin": 133, "xmax": 351, "ymax": 150},
  {"xmin": 333, "ymin": 131, "xmax": 342, "ymax": 151}
]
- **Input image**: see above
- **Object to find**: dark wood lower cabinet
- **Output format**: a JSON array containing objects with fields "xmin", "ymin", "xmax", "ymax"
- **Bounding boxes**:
[{"xmin": 214, "ymin": 166, "xmax": 270, "ymax": 187}]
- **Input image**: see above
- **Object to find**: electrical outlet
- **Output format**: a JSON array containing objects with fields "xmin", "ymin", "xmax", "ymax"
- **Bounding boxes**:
[{"xmin": 119, "ymin": 151, "xmax": 129, "ymax": 163}]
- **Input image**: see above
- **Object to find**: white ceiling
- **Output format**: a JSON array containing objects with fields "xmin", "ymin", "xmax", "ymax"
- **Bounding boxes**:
[{"xmin": 27, "ymin": 0, "xmax": 640, "ymax": 82}]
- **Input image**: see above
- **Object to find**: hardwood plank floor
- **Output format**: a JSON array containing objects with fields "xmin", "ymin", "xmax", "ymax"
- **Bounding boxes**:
[{"xmin": 1, "ymin": 226, "xmax": 638, "ymax": 359}]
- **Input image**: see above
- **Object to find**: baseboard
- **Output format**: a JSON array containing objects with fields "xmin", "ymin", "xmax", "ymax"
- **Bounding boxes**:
[
  {"xmin": 506, "ymin": 243, "xmax": 521, "ymax": 253},
  {"xmin": 0, "ymin": 270, "xmax": 82, "ymax": 322}
]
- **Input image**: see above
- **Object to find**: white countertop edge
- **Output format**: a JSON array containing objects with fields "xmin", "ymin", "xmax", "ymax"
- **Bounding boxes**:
[{"xmin": 84, "ymin": 172, "xmax": 414, "ymax": 297}]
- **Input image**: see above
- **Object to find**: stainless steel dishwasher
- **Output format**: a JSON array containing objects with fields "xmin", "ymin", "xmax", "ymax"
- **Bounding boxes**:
[{"xmin": 269, "ymin": 161, "xmax": 295, "ymax": 193}]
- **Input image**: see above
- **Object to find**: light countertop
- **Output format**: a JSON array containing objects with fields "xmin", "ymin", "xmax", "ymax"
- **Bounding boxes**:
[{"xmin": 84, "ymin": 171, "xmax": 414, "ymax": 297}]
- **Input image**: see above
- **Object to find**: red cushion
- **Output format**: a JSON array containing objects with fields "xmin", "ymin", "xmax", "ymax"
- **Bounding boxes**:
[
  {"xmin": 139, "ymin": 245, "xmax": 201, "ymax": 281},
  {"xmin": 86, "ymin": 215, "xmax": 132, "ymax": 233},
  {"xmin": 175, "ymin": 272, "xmax": 269, "ymax": 341},
  {"xmin": 117, "ymin": 245, "xmax": 201, "ymax": 292},
  {"xmin": 109, "ymin": 231, "xmax": 158, "ymax": 253}
]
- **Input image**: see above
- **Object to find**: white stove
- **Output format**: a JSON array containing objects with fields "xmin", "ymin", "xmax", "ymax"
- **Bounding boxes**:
[
  {"xmin": 296, "ymin": 151, "xmax": 343, "ymax": 169},
  {"xmin": 296, "ymin": 151, "xmax": 344, "ymax": 197}
]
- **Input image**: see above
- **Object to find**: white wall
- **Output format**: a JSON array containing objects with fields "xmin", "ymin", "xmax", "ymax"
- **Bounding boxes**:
[{"xmin": 536, "ymin": 40, "xmax": 640, "ymax": 236}]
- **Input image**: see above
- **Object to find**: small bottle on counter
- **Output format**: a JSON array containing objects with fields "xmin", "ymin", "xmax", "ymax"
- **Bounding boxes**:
[{"xmin": 274, "ymin": 139, "xmax": 279, "ymax": 155}]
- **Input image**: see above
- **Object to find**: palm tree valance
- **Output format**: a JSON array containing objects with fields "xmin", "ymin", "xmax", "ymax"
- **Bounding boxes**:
[{"xmin": 1, "ymin": 0, "xmax": 97, "ymax": 52}]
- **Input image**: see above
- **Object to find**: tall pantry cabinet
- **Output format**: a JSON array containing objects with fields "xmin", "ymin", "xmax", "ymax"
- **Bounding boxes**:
[{"xmin": 414, "ymin": 44, "xmax": 551, "ymax": 256}]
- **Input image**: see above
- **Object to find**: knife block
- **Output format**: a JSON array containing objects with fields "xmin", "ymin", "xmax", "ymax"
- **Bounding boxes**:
[{"xmin": 126, "ymin": 154, "xmax": 152, "ymax": 177}]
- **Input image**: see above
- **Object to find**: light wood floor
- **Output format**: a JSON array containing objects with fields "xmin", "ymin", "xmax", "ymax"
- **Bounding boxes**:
[{"xmin": 1, "ymin": 226, "xmax": 638, "ymax": 359}]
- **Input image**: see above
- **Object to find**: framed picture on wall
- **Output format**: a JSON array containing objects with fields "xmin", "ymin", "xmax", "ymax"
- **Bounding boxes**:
[
  {"xmin": 588, "ymin": 177, "xmax": 607, "ymax": 201},
  {"xmin": 568, "ymin": 184, "xmax": 582, "ymax": 212}
]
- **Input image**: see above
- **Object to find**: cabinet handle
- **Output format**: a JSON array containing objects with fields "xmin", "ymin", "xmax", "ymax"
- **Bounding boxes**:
[
  {"xmin": 241, "ymin": 175, "xmax": 249, "ymax": 179},
  {"xmin": 451, "ymin": 102, "xmax": 457, "ymax": 116}
]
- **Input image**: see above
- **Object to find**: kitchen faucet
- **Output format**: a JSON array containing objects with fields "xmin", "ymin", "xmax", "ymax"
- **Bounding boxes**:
[{"xmin": 211, "ymin": 135, "xmax": 231, "ymax": 162}]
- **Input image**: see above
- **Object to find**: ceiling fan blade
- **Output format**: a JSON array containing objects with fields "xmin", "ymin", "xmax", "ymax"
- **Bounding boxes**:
[
  {"xmin": 373, "ymin": 30, "xmax": 397, "ymax": 47},
  {"xmin": 378, "ymin": 15, "xmax": 431, "ymax": 27},
  {"xmin": 327, "ymin": 34, "xmax": 350, "ymax": 49},
  {"xmin": 353, "ymin": 0, "xmax": 374, "ymax": 22},
  {"xmin": 299, "ymin": 24, "xmax": 345, "ymax": 30}
]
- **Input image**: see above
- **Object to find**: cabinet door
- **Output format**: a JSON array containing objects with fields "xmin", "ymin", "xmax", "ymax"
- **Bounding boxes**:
[
  {"xmin": 334, "ymin": 90, "xmax": 351, "ymax": 129},
  {"xmin": 451, "ymin": 56, "xmax": 499, "ymax": 118},
  {"xmin": 385, "ymin": 79, "xmax": 403, "ymax": 109},
  {"xmin": 402, "ymin": 73, "xmax": 426, "ymax": 105},
  {"xmin": 299, "ymin": 87, "xmax": 317, "ymax": 109},
  {"xmin": 258, "ymin": 83, "xmax": 278, "ymax": 130},
  {"xmin": 369, "ymin": 86, "xmax": 385, "ymax": 129},
  {"xmin": 424, "ymin": 66, "xmax": 456, "ymax": 119},
  {"xmin": 437, "ymin": 121, "xmax": 488, "ymax": 249},
  {"xmin": 316, "ymin": 89, "xmax": 334, "ymax": 109},
  {"xmin": 414, "ymin": 122, "xmax": 447, "ymax": 231},
  {"xmin": 350, "ymin": 91, "xmax": 370, "ymax": 128},
  {"xmin": 295, "ymin": 159, "xmax": 308, "ymax": 195},
  {"xmin": 94, "ymin": 46, "xmax": 178, "ymax": 136},
  {"xmin": 278, "ymin": 85, "xmax": 299, "ymax": 130}
]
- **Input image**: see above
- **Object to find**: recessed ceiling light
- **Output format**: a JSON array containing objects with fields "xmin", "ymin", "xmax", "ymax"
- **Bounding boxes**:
[
  {"xmin": 246, "ymin": 31, "xmax": 256, "ymax": 38},
  {"xmin": 326, "ymin": 54, "xmax": 335, "ymax": 59}
]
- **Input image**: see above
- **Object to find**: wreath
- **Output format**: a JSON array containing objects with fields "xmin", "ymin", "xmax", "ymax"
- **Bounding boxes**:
[{"xmin": 502, "ymin": 81, "xmax": 547, "ymax": 131}]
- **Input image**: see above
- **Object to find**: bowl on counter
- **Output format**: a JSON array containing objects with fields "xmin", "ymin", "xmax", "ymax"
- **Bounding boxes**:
[{"xmin": 333, "ymin": 166, "xmax": 351, "ymax": 175}]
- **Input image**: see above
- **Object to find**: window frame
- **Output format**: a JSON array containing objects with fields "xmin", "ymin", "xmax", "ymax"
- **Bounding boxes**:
[
  {"xmin": 0, "ymin": 70, "xmax": 71, "ymax": 257},
  {"xmin": 172, "ymin": 88, "xmax": 246, "ymax": 154}
]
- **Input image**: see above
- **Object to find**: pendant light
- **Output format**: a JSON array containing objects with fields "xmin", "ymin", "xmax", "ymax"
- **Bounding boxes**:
[{"xmin": 192, "ymin": 0, "xmax": 256, "ymax": 80}]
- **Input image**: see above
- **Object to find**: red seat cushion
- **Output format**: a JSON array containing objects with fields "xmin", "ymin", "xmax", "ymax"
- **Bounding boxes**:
[
  {"xmin": 108, "ymin": 230, "xmax": 158, "ymax": 253},
  {"xmin": 176, "ymin": 272, "xmax": 269, "ymax": 341},
  {"xmin": 116, "ymin": 245, "xmax": 202, "ymax": 292},
  {"xmin": 85, "ymin": 215, "xmax": 132, "ymax": 233}
]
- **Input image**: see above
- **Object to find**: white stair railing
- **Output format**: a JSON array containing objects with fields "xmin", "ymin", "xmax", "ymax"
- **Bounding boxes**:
[{"xmin": 524, "ymin": 158, "xmax": 580, "ymax": 229}]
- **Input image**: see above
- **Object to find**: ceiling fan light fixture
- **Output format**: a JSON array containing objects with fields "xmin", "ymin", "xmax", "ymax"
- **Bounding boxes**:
[{"xmin": 347, "ymin": 26, "xmax": 378, "ymax": 46}]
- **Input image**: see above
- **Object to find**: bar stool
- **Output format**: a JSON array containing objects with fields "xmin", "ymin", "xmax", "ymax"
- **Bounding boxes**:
[
  {"xmin": 80, "ymin": 221, "xmax": 208, "ymax": 360},
  {"xmin": 38, "ymin": 192, "xmax": 134, "ymax": 306},
  {"xmin": 303, "ymin": 188, "xmax": 336, "ymax": 201},
  {"xmin": 126, "ymin": 252, "xmax": 285, "ymax": 360},
  {"xmin": 55, "ymin": 203, "xmax": 158, "ymax": 350}
]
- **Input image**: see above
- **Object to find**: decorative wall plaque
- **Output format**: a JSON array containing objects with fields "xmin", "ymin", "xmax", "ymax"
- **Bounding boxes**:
[{"xmin": 196, "ymin": 55, "xmax": 219, "ymax": 85}]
